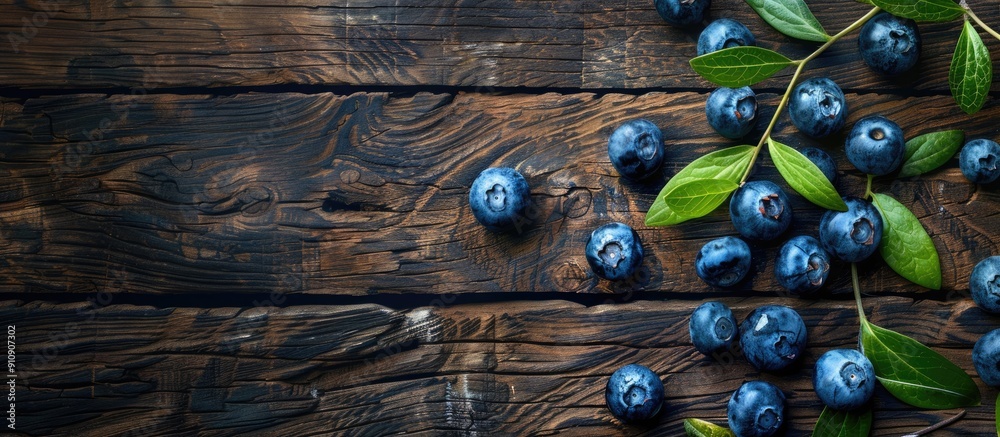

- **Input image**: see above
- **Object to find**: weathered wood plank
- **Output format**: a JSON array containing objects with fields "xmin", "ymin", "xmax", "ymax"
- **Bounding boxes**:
[
  {"xmin": 1, "ymin": 91, "xmax": 998, "ymax": 295},
  {"xmin": 0, "ymin": 0, "xmax": 996, "ymax": 91},
  {"xmin": 4, "ymin": 298, "xmax": 996, "ymax": 436}
]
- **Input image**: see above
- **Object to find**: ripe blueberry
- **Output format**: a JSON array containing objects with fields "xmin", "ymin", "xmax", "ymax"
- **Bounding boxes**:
[
  {"xmin": 654, "ymin": 0, "xmax": 710, "ymax": 28},
  {"xmin": 789, "ymin": 77, "xmax": 848, "ymax": 139},
  {"xmin": 706, "ymin": 87, "xmax": 758, "ymax": 139},
  {"xmin": 739, "ymin": 305, "xmax": 808, "ymax": 372},
  {"xmin": 973, "ymin": 328, "xmax": 1000, "ymax": 387},
  {"xmin": 605, "ymin": 363, "xmax": 665, "ymax": 423},
  {"xmin": 608, "ymin": 119, "xmax": 665, "ymax": 181},
  {"xmin": 775, "ymin": 235, "xmax": 831, "ymax": 296},
  {"xmin": 813, "ymin": 349, "xmax": 875, "ymax": 411},
  {"xmin": 468, "ymin": 167, "xmax": 531, "ymax": 232},
  {"xmin": 695, "ymin": 236, "xmax": 751, "ymax": 288},
  {"xmin": 970, "ymin": 256, "xmax": 1000, "ymax": 313},
  {"xmin": 858, "ymin": 12, "xmax": 921, "ymax": 77},
  {"xmin": 819, "ymin": 197, "xmax": 883, "ymax": 263},
  {"xmin": 727, "ymin": 380, "xmax": 785, "ymax": 437},
  {"xmin": 689, "ymin": 301, "xmax": 738, "ymax": 356},
  {"xmin": 959, "ymin": 139, "xmax": 1000, "ymax": 184},
  {"xmin": 586, "ymin": 222, "xmax": 644, "ymax": 281},
  {"xmin": 697, "ymin": 18, "xmax": 756, "ymax": 56},
  {"xmin": 729, "ymin": 180, "xmax": 792, "ymax": 241},
  {"xmin": 845, "ymin": 115, "xmax": 905, "ymax": 176},
  {"xmin": 801, "ymin": 147, "xmax": 837, "ymax": 183}
]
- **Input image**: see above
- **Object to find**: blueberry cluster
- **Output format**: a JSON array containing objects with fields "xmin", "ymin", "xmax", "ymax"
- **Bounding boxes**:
[{"xmin": 972, "ymin": 257, "xmax": 1000, "ymax": 392}]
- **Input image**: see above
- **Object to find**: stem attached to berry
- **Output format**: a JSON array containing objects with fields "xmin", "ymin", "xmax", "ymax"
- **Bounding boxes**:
[
  {"xmin": 739, "ymin": 6, "xmax": 883, "ymax": 185},
  {"xmin": 852, "ymin": 262, "xmax": 867, "ymax": 323}
]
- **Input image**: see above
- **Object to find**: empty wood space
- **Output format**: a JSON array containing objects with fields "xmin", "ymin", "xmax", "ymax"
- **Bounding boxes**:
[{"xmin": 2, "ymin": 0, "xmax": 999, "ymax": 436}]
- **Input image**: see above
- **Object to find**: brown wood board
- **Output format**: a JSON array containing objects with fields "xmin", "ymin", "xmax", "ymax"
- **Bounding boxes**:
[
  {"xmin": 5, "ymin": 297, "xmax": 998, "ymax": 436},
  {"xmin": 0, "ymin": 1, "xmax": 996, "ymax": 91},
  {"xmin": 0, "ymin": 91, "xmax": 998, "ymax": 295}
]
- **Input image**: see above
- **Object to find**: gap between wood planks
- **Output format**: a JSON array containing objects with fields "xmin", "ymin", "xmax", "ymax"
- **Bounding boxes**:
[{"xmin": 0, "ymin": 82, "xmax": 991, "ymax": 102}]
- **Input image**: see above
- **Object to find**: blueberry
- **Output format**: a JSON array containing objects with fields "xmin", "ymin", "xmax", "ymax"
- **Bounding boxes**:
[
  {"xmin": 789, "ymin": 77, "xmax": 848, "ymax": 139},
  {"xmin": 973, "ymin": 328, "xmax": 1000, "ymax": 387},
  {"xmin": 698, "ymin": 18, "xmax": 756, "ymax": 56},
  {"xmin": 813, "ymin": 349, "xmax": 875, "ymax": 411},
  {"xmin": 689, "ymin": 301, "xmax": 738, "ymax": 356},
  {"xmin": 801, "ymin": 147, "xmax": 837, "ymax": 183},
  {"xmin": 775, "ymin": 235, "xmax": 831, "ymax": 296},
  {"xmin": 605, "ymin": 363, "xmax": 665, "ymax": 423},
  {"xmin": 845, "ymin": 115, "xmax": 905, "ymax": 176},
  {"xmin": 729, "ymin": 180, "xmax": 792, "ymax": 241},
  {"xmin": 859, "ymin": 12, "xmax": 921, "ymax": 77},
  {"xmin": 706, "ymin": 87, "xmax": 758, "ymax": 139},
  {"xmin": 654, "ymin": 0, "xmax": 710, "ymax": 28},
  {"xmin": 695, "ymin": 236, "xmax": 751, "ymax": 288},
  {"xmin": 819, "ymin": 197, "xmax": 883, "ymax": 263},
  {"xmin": 468, "ymin": 167, "xmax": 531, "ymax": 232},
  {"xmin": 739, "ymin": 305, "xmax": 807, "ymax": 372},
  {"xmin": 970, "ymin": 256, "xmax": 1000, "ymax": 313},
  {"xmin": 959, "ymin": 139, "xmax": 1000, "ymax": 184},
  {"xmin": 608, "ymin": 119, "xmax": 665, "ymax": 181},
  {"xmin": 586, "ymin": 222, "xmax": 644, "ymax": 281},
  {"xmin": 727, "ymin": 380, "xmax": 785, "ymax": 437}
]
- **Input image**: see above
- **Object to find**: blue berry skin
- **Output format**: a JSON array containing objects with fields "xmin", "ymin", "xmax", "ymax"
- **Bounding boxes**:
[
  {"xmin": 801, "ymin": 147, "xmax": 837, "ymax": 183},
  {"xmin": 608, "ymin": 119, "xmax": 665, "ymax": 181},
  {"xmin": 727, "ymin": 380, "xmax": 785, "ymax": 437},
  {"xmin": 819, "ymin": 197, "xmax": 883, "ymax": 263},
  {"xmin": 654, "ymin": 0, "xmax": 710, "ymax": 28},
  {"xmin": 813, "ymin": 349, "xmax": 875, "ymax": 411},
  {"xmin": 605, "ymin": 364, "xmax": 665, "ymax": 423},
  {"xmin": 789, "ymin": 77, "xmax": 848, "ymax": 139},
  {"xmin": 706, "ymin": 87, "xmax": 758, "ymax": 139},
  {"xmin": 586, "ymin": 222, "xmax": 644, "ymax": 281},
  {"xmin": 959, "ymin": 139, "xmax": 1000, "ymax": 184},
  {"xmin": 859, "ymin": 12, "xmax": 921, "ymax": 77},
  {"xmin": 973, "ymin": 328, "xmax": 1000, "ymax": 387},
  {"xmin": 698, "ymin": 18, "xmax": 756, "ymax": 56},
  {"xmin": 970, "ymin": 256, "xmax": 1000, "ymax": 313},
  {"xmin": 690, "ymin": 301, "xmax": 738, "ymax": 356},
  {"xmin": 695, "ymin": 236, "xmax": 752, "ymax": 288},
  {"xmin": 468, "ymin": 167, "xmax": 531, "ymax": 232},
  {"xmin": 729, "ymin": 180, "xmax": 792, "ymax": 241},
  {"xmin": 739, "ymin": 305, "xmax": 808, "ymax": 372},
  {"xmin": 845, "ymin": 115, "xmax": 905, "ymax": 176},
  {"xmin": 775, "ymin": 236, "xmax": 831, "ymax": 296}
]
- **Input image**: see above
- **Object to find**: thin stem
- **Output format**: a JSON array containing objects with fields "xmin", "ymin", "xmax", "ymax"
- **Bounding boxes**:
[
  {"xmin": 900, "ymin": 410, "xmax": 967, "ymax": 437},
  {"xmin": 864, "ymin": 174, "xmax": 874, "ymax": 199},
  {"xmin": 966, "ymin": 7, "xmax": 1000, "ymax": 42},
  {"xmin": 738, "ymin": 6, "xmax": 882, "ymax": 184},
  {"xmin": 852, "ymin": 263, "xmax": 867, "ymax": 323}
]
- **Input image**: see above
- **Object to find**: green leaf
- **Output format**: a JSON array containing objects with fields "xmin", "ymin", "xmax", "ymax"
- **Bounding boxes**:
[
  {"xmin": 646, "ymin": 146, "xmax": 755, "ymax": 226},
  {"xmin": 745, "ymin": 0, "xmax": 830, "ymax": 42},
  {"xmin": 690, "ymin": 47, "xmax": 794, "ymax": 88},
  {"xmin": 812, "ymin": 406, "xmax": 872, "ymax": 437},
  {"xmin": 869, "ymin": 0, "xmax": 965, "ymax": 22},
  {"xmin": 767, "ymin": 138, "xmax": 848, "ymax": 211},
  {"xmin": 664, "ymin": 178, "xmax": 739, "ymax": 218},
  {"xmin": 684, "ymin": 418, "xmax": 735, "ymax": 437},
  {"xmin": 871, "ymin": 193, "xmax": 942, "ymax": 290},
  {"xmin": 995, "ymin": 397, "xmax": 999, "ymax": 436},
  {"xmin": 860, "ymin": 318, "xmax": 980, "ymax": 409},
  {"xmin": 899, "ymin": 130, "xmax": 964, "ymax": 177},
  {"xmin": 950, "ymin": 20, "xmax": 993, "ymax": 114}
]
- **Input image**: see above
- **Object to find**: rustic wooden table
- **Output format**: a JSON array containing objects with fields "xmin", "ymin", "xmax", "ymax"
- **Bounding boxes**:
[{"xmin": 2, "ymin": 0, "xmax": 999, "ymax": 435}]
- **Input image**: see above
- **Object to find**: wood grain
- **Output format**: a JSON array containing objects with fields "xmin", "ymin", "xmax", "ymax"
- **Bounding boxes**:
[
  {"xmin": 5, "ymin": 298, "xmax": 996, "ymax": 436},
  {"xmin": 0, "ymin": 0, "xmax": 996, "ymax": 91},
  {"xmin": 1, "ymin": 90, "xmax": 998, "ymax": 295}
]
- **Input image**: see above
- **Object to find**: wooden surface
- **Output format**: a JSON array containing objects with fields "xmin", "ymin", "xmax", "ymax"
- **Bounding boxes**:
[{"xmin": 2, "ymin": 0, "xmax": 999, "ymax": 435}]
